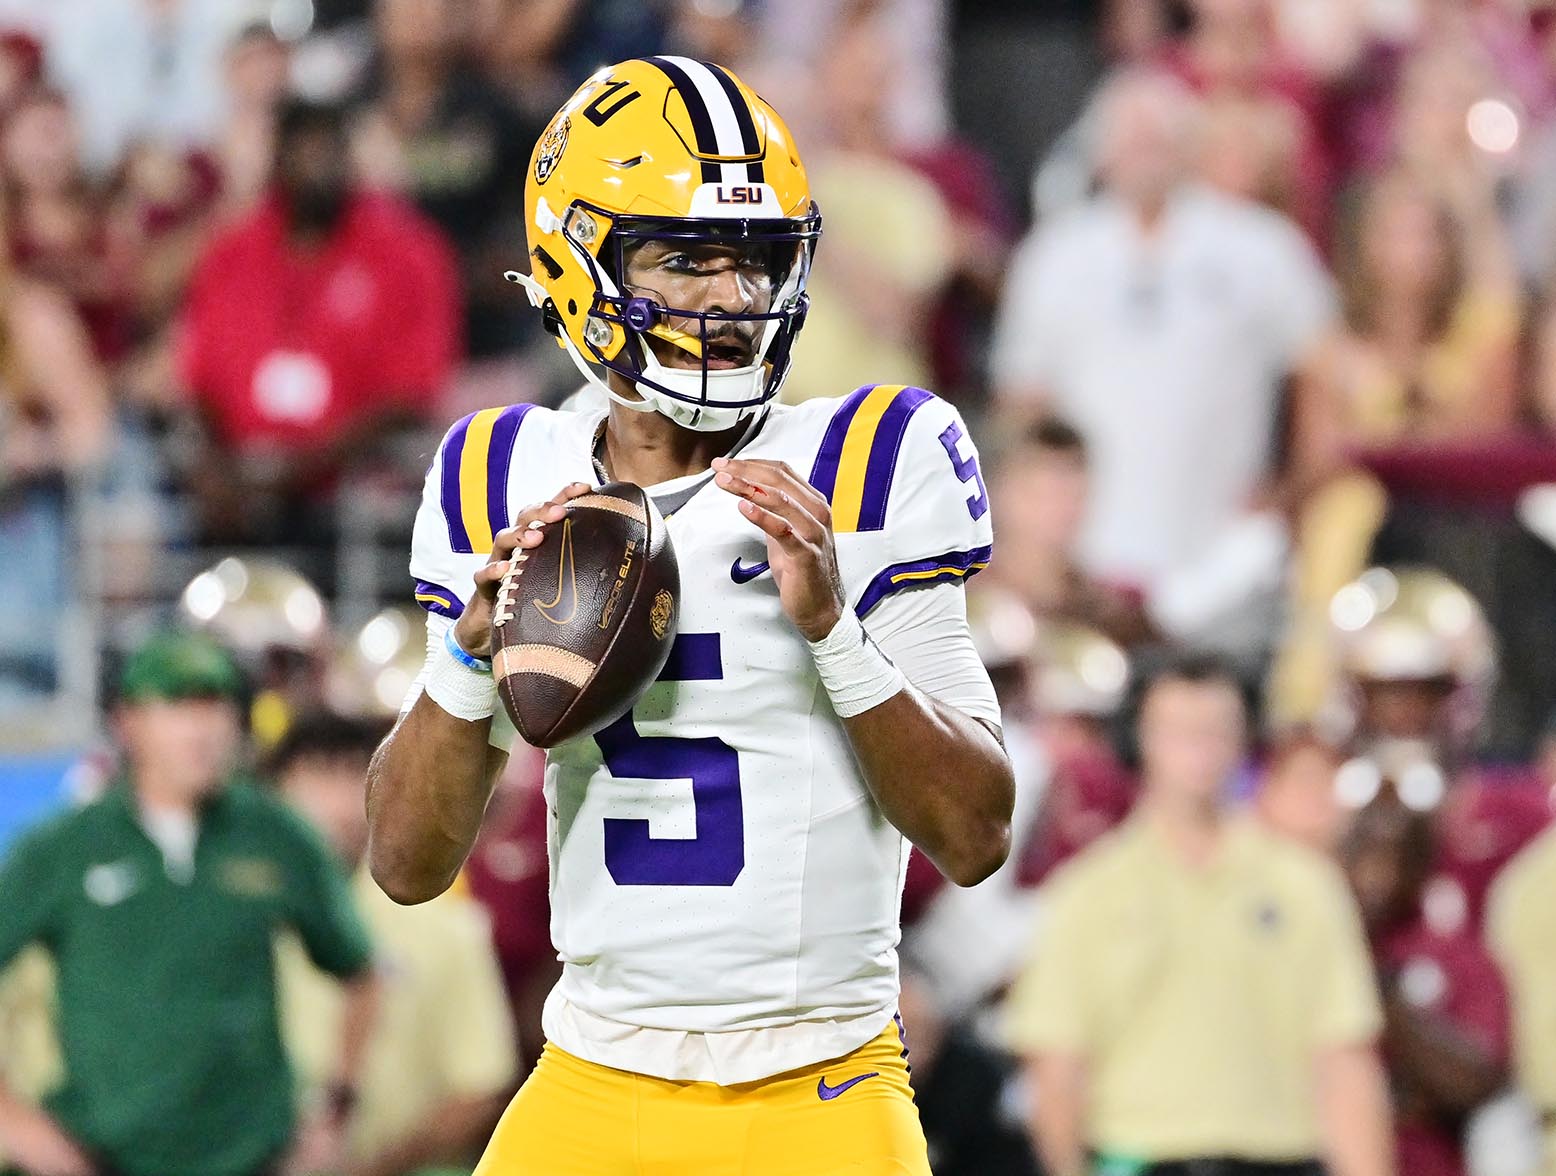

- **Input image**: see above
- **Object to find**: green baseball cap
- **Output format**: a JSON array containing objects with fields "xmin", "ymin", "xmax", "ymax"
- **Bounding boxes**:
[{"xmin": 119, "ymin": 631, "xmax": 246, "ymax": 703}]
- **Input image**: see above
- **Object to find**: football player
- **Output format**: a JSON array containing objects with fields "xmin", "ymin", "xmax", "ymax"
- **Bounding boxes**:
[{"xmin": 367, "ymin": 58, "xmax": 1014, "ymax": 1175}]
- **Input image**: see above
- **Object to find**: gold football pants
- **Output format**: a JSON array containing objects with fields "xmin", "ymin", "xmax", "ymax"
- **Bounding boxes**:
[{"xmin": 473, "ymin": 1019, "xmax": 931, "ymax": 1175}]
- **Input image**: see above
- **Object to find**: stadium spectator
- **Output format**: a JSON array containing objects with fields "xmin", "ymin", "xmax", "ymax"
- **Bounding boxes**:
[
  {"xmin": 2, "ymin": 89, "xmax": 135, "ymax": 367},
  {"xmin": 1196, "ymin": 92, "xmax": 1315, "ymax": 240},
  {"xmin": 1321, "ymin": 8, "xmax": 1547, "ymax": 182},
  {"xmin": 1274, "ymin": 166, "xmax": 1519, "ymax": 724},
  {"xmin": 1488, "ymin": 823, "xmax": 1556, "ymax": 1176},
  {"xmin": 214, "ymin": 24, "xmax": 290, "ymax": 217},
  {"xmin": 1339, "ymin": 786, "xmax": 1509, "ymax": 1176},
  {"xmin": 1313, "ymin": 166, "xmax": 1518, "ymax": 458},
  {"xmin": 0, "ymin": 270, "xmax": 111, "ymax": 706},
  {"xmin": 1158, "ymin": 0, "xmax": 1331, "ymax": 243},
  {"xmin": 898, "ymin": 958, "xmax": 1041, "ymax": 1176},
  {"xmin": 0, "ymin": 275, "xmax": 109, "ymax": 482},
  {"xmin": 779, "ymin": 11, "xmax": 952, "ymax": 402},
  {"xmin": 108, "ymin": 142, "xmax": 220, "ymax": 355},
  {"xmin": 984, "ymin": 418, "xmax": 1157, "ymax": 648},
  {"xmin": 0, "ymin": 631, "xmax": 378, "ymax": 1176},
  {"xmin": 273, "ymin": 713, "xmax": 518, "ymax": 1176},
  {"xmin": 177, "ymin": 97, "xmax": 458, "ymax": 548},
  {"xmin": 42, "ymin": 0, "xmax": 248, "ymax": 176},
  {"xmin": 0, "ymin": 30, "xmax": 41, "ymax": 117},
  {"xmin": 992, "ymin": 68, "xmax": 1337, "ymax": 665},
  {"xmin": 350, "ymin": 0, "xmax": 541, "ymax": 364},
  {"xmin": 1010, "ymin": 655, "xmax": 1392, "ymax": 1176}
]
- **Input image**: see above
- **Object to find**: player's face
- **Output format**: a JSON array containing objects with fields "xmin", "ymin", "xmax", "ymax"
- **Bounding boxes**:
[
  {"xmin": 118, "ymin": 697, "xmax": 242, "ymax": 804},
  {"xmin": 280, "ymin": 754, "xmax": 372, "ymax": 865},
  {"xmin": 622, "ymin": 240, "xmax": 781, "ymax": 371},
  {"xmin": 1359, "ymin": 678, "xmax": 1453, "ymax": 742},
  {"xmin": 1138, "ymin": 679, "xmax": 1246, "ymax": 807}
]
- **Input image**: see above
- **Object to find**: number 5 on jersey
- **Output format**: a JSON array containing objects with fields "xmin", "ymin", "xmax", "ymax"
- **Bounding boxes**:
[{"xmin": 595, "ymin": 633, "xmax": 744, "ymax": 886}]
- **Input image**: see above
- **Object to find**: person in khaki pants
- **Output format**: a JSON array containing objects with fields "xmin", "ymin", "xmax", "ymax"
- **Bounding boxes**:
[
  {"xmin": 1488, "ymin": 825, "xmax": 1556, "ymax": 1176},
  {"xmin": 1009, "ymin": 656, "xmax": 1395, "ymax": 1176}
]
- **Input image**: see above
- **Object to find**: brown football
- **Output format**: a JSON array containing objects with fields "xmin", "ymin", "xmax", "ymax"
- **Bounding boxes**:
[{"xmin": 491, "ymin": 482, "xmax": 679, "ymax": 748}]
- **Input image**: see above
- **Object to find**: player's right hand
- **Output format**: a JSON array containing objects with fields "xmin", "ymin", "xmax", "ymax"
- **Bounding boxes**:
[{"xmin": 453, "ymin": 482, "xmax": 593, "ymax": 659}]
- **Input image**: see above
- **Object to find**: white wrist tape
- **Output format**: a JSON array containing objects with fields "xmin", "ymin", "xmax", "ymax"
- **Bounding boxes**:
[
  {"xmin": 808, "ymin": 610, "xmax": 906, "ymax": 719},
  {"xmin": 423, "ymin": 630, "xmax": 498, "ymax": 722}
]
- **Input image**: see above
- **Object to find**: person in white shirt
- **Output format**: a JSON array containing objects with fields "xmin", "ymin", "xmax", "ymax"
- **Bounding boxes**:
[{"xmin": 992, "ymin": 67, "xmax": 1339, "ymax": 662}]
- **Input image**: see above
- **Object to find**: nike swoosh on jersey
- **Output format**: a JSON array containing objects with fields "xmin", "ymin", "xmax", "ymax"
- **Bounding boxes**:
[
  {"xmin": 533, "ymin": 517, "xmax": 579, "ymax": 624},
  {"xmin": 730, "ymin": 558, "xmax": 770, "ymax": 584},
  {"xmin": 816, "ymin": 1072, "xmax": 879, "ymax": 1101}
]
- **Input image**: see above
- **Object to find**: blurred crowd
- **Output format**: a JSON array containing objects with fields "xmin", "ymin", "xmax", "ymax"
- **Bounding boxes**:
[{"xmin": 7, "ymin": 0, "xmax": 1556, "ymax": 1173}]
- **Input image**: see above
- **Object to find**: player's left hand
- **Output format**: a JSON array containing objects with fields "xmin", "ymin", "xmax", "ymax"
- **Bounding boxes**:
[
  {"xmin": 281, "ymin": 1111, "xmax": 346, "ymax": 1176},
  {"xmin": 713, "ymin": 457, "xmax": 844, "ymax": 642}
]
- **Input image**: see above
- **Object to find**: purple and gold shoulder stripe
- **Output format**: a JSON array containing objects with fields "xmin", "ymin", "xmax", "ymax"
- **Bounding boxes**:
[
  {"xmin": 853, "ymin": 545, "xmax": 993, "ymax": 618},
  {"xmin": 439, "ymin": 403, "xmax": 537, "ymax": 554},
  {"xmin": 809, "ymin": 384, "xmax": 935, "ymax": 532},
  {"xmin": 414, "ymin": 581, "xmax": 464, "ymax": 620}
]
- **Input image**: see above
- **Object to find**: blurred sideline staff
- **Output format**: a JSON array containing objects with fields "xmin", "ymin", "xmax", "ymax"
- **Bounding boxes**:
[
  {"xmin": 1489, "ymin": 826, "xmax": 1556, "ymax": 1176},
  {"xmin": 1010, "ymin": 656, "xmax": 1393, "ymax": 1176},
  {"xmin": 273, "ymin": 713, "xmax": 518, "ymax": 1176},
  {"xmin": 0, "ymin": 633, "xmax": 378, "ymax": 1176}
]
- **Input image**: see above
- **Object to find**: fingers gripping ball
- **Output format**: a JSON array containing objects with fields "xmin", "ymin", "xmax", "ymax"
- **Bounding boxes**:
[{"xmin": 492, "ymin": 483, "xmax": 679, "ymax": 747}]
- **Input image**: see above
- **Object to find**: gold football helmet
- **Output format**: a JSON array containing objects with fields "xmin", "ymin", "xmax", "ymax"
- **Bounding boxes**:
[
  {"xmin": 178, "ymin": 557, "xmax": 327, "ymax": 657},
  {"xmin": 1331, "ymin": 567, "xmax": 1495, "ymax": 689},
  {"xmin": 327, "ymin": 606, "xmax": 426, "ymax": 719},
  {"xmin": 507, "ymin": 57, "xmax": 820, "ymax": 431},
  {"xmin": 1034, "ymin": 622, "xmax": 1131, "ymax": 718},
  {"xmin": 1329, "ymin": 566, "xmax": 1496, "ymax": 747}
]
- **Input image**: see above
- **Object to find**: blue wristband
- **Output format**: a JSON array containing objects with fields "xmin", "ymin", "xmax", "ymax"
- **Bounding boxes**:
[{"xmin": 444, "ymin": 626, "xmax": 493, "ymax": 673}]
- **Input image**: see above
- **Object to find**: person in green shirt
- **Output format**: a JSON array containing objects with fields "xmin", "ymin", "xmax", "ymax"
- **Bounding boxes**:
[{"xmin": 0, "ymin": 632, "xmax": 380, "ymax": 1176}]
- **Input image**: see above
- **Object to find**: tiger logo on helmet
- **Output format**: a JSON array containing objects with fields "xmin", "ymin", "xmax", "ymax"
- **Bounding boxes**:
[{"xmin": 504, "ymin": 58, "xmax": 821, "ymax": 431}]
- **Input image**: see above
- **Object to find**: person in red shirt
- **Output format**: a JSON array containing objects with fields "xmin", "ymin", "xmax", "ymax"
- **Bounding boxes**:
[
  {"xmin": 178, "ymin": 97, "xmax": 459, "ymax": 546},
  {"xmin": 1340, "ymin": 786, "xmax": 1510, "ymax": 1176}
]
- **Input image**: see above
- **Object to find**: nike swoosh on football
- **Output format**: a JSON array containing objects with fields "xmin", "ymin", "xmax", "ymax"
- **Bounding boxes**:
[
  {"xmin": 533, "ymin": 517, "xmax": 579, "ymax": 624},
  {"xmin": 730, "ymin": 558, "xmax": 770, "ymax": 584},
  {"xmin": 816, "ymin": 1072, "xmax": 879, "ymax": 1101}
]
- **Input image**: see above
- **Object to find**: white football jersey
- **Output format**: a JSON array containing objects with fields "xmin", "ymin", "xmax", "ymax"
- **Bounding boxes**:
[{"xmin": 408, "ymin": 383, "xmax": 995, "ymax": 1083}]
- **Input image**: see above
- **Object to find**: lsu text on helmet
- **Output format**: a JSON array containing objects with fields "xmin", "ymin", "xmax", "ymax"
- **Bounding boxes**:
[{"xmin": 508, "ymin": 57, "xmax": 821, "ymax": 432}]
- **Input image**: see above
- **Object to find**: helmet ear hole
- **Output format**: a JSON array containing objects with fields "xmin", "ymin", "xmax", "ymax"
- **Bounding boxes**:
[{"xmin": 541, "ymin": 300, "xmax": 565, "ymax": 337}]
